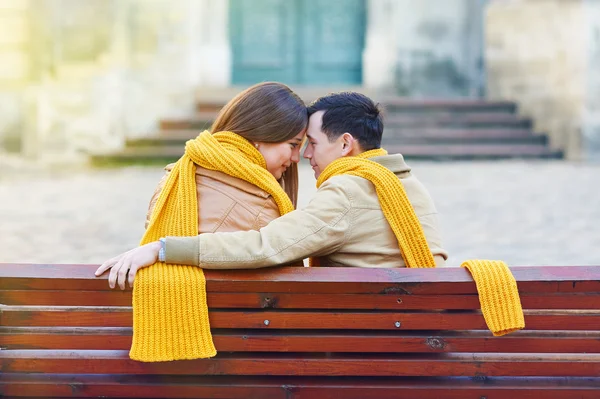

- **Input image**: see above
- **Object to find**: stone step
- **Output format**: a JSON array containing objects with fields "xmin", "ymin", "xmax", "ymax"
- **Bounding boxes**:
[
  {"xmin": 129, "ymin": 128, "xmax": 547, "ymax": 147},
  {"xmin": 381, "ymin": 135, "xmax": 547, "ymax": 146},
  {"xmin": 92, "ymin": 143, "xmax": 562, "ymax": 164},
  {"xmin": 196, "ymin": 98, "xmax": 518, "ymax": 114},
  {"xmin": 98, "ymin": 94, "xmax": 558, "ymax": 163},
  {"xmin": 381, "ymin": 98, "xmax": 517, "ymax": 113},
  {"xmin": 195, "ymin": 86, "xmax": 517, "ymax": 108},
  {"xmin": 160, "ymin": 112, "xmax": 532, "ymax": 130},
  {"xmin": 386, "ymin": 128, "xmax": 544, "ymax": 142},
  {"xmin": 384, "ymin": 144, "xmax": 562, "ymax": 159}
]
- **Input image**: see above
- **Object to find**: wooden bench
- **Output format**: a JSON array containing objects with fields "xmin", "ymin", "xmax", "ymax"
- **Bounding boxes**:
[{"xmin": 2, "ymin": 263, "xmax": 600, "ymax": 398}]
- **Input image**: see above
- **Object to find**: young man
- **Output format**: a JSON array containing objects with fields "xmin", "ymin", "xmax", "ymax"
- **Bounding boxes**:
[{"xmin": 97, "ymin": 92, "xmax": 448, "ymax": 289}]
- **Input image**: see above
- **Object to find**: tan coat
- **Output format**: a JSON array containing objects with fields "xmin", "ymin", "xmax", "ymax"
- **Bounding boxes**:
[
  {"xmin": 146, "ymin": 164, "xmax": 281, "ymax": 234},
  {"xmin": 165, "ymin": 154, "xmax": 449, "ymax": 268}
]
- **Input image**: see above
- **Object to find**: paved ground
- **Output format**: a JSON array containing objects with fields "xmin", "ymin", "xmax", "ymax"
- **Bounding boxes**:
[{"xmin": 1, "ymin": 159, "xmax": 599, "ymax": 267}]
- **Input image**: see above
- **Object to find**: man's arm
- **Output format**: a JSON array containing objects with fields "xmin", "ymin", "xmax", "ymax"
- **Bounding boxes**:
[
  {"xmin": 164, "ymin": 179, "xmax": 352, "ymax": 269},
  {"xmin": 417, "ymin": 213, "xmax": 449, "ymax": 267}
]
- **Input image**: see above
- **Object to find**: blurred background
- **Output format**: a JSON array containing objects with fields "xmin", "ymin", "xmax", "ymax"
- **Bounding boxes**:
[{"xmin": 0, "ymin": 0, "xmax": 599, "ymax": 266}]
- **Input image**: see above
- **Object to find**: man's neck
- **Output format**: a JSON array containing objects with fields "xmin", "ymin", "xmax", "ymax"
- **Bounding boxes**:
[{"xmin": 347, "ymin": 144, "xmax": 364, "ymax": 157}]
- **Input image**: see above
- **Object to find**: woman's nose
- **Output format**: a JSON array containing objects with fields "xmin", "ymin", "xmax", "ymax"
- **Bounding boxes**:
[{"xmin": 291, "ymin": 148, "xmax": 300, "ymax": 163}]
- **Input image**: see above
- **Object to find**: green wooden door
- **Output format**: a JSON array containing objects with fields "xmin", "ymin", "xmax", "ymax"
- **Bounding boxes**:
[
  {"xmin": 300, "ymin": 0, "xmax": 366, "ymax": 84},
  {"xmin": 230, "ymin": 0, "xmax": 365, "ymax": 85}
]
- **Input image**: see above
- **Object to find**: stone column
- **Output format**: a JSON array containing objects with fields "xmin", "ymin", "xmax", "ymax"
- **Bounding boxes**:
[
  {"xmin": 362, "ymin": 0, "xmax": 397, "ymax": 91},
  {"xmin": 0, "ymin": 0, "xmax": 31, "ymax": 154},
  {"xmin": 583, "ymin": 0, "xmax": 600, "ymax": 161},
  {"xmin": 0, "ymin": 0, "xmax": 30, "ymax": 84},
  {"xmin": 123, "ymin": 0, "xmax": 207, "ymax": 133},
  {"xmin": 465, "ymin": 0, "xmax": 488, "ymax": 97},
  {"xmin": 192, "ymin": 0, "xmax": 232, "ymax": 87}
]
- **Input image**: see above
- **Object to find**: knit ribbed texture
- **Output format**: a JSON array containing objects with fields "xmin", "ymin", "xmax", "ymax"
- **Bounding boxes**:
[
  {"xmin": 461, "ymin": 259, "xmax": 525, "ymax": 336},
  {"xmin": 132, "ymin": 130, "xmax": 295, "ymax": 362},
  {"xmin": 309, "ymin": 149, "xmax": 525, "ymax": 336}
]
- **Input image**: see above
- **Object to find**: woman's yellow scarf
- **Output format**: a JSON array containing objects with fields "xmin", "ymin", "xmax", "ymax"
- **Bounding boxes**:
[
  {"xmin": 313, "ymin": 149, "xmax": 525, "ymax": 336},
  {"xmin": 132, "ymin": 130, "xmax": 295, "ymax": 362}
]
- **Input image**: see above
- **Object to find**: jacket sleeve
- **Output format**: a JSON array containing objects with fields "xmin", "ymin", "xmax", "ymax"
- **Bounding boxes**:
[
  {"xmin": 417, "ymin": 213, "xmax": 449, "ymax": 267},
  {"xmin": 164, "ymin": 179, "xmax": 352, "ymax": 268}
]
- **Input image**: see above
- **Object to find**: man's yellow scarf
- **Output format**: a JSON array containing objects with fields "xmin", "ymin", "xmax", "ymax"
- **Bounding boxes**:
[
  {"xmin": 132, "ymin": 130, "xmax": 295, "ymax": 362},
  {"xmin": 312, "ymin": 149, "xmax": 525, "ymax": 336}
]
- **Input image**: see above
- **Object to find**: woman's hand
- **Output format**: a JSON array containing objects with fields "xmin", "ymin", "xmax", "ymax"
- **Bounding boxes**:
[{"xmin": 95, "ymin": 241, "xmax": 162, "ymax": 290}]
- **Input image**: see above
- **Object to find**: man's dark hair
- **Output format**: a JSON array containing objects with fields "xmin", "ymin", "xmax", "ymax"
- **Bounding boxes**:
[{"xmin": 307, "ymin": 92, "xmax": 383, "ymax": 151}]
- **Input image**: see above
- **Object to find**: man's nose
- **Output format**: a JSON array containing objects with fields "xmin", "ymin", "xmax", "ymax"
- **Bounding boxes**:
[{"xmin": 303, "ymin": 146, "xmax": 311, "ymax": 159}]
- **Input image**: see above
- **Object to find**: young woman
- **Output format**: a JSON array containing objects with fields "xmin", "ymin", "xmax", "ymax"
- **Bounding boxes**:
[{"xmin": 97, "ymin": 82, "xmax": 307, "ymax": 289}]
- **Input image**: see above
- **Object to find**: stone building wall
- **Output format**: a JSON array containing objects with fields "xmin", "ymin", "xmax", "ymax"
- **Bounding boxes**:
[
  {"xmin": 364, "ymin": 0, "xmax": 485, "ymax": 97},
  {"xmin": 486, "ymin": 0, "xmax": 587, "ymax": 159},
  {"xmin": 0, "ymin": 0, "xmax": 215, "ymax": 164},
  {"xmin": 2, "ymin": 0, "xmax": 599, "ymax": 162}
]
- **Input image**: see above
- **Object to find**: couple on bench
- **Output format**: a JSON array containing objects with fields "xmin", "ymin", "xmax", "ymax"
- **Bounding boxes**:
[
  {"xmin": 95, "ymin": 82, "xmax": 522, "ymax": 362},
  {"xmin": 96, "ymin": 82, "xmax": 448, "ymax": 290}
]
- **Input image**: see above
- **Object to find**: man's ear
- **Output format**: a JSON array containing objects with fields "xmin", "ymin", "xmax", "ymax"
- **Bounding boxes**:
[{"xmin": 340, "ymin": 133, "xmax": 355, "ymax": 156}]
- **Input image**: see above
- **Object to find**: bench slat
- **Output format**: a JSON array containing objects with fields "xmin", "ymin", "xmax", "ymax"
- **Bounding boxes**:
[
  {"xmin": 3, "ymin": 374, "xmax": 600, "ymax": 399},
  {"xmin": 4, "ymin": 290, "xmax": 600, "ymax": 310},
  {"xmin": 3, "ymin": 328, "xmax": 600, "ymax": 353},
  {"xmin": 3, "ymin": 350, "xmax": 600, "ymax": 377},
  {"xmin": 3, "ymin": 264, "xmax": 600, "ymax": 294},
  {"xmin": 3, "ymin": 306, "xmax": 600, "ymax": 331},
  {"xmin": 2, "ymin": 374, "xmax": 600, "ymax": 399}
]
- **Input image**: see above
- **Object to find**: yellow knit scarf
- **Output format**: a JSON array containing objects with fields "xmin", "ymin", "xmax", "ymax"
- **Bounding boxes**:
[
  {"xmin": 312, "ymin": 149, "xmax": 525, "ymax": 336},
  {"xmin": 133, "ymin": 130, "xmax": 295, "ymax": 362}
]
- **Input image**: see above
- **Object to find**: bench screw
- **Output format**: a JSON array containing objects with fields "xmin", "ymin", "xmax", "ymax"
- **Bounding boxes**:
[
  {"xmin": 395, "ymin": 321, "xmax": 401, "ymax": 328},
  {"xmin": 264, "ymin": 319, "xmax": 270, "ymax": 326}
]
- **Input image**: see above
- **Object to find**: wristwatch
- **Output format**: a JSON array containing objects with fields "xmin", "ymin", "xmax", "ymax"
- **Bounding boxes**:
[{"xmin": 158, "ymin": 238, "xmax": 166, "ymax": 262}]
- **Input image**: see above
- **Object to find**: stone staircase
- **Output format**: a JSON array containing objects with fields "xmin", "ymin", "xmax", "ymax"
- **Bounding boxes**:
[{"xmin": 93, "ymin": 96, "xmax": 562, "ymax": 164}]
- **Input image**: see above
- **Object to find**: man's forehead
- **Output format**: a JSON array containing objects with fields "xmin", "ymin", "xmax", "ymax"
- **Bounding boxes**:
[
  {"xmin": 308, "ymin": 111, "xmax": 325, "ymax": 133},
  {"xmin": 309, "ymin": 110, "xmax": 325, "ymax": 119}
]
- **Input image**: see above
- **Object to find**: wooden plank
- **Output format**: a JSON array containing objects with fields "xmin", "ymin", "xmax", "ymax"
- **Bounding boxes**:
[
  {"xmin": 2, "ymin": 374, "xmax": 600, "ymax": 399},
  {"xmin": 3, "ymin": 264, "xmax": 600, "ymax": 294},
  {"xmin": 3, "ymin": 306, "xmax": 600, "ymax": 331},
  {"xmin": 4, "ymin": 290, "xmax": 600, "ymax": 310},
  {"xmin": 3, "ymin": 350, "xmax": 600, "ymax": 377},
  {"xmin": 0, "ymin": 374, "xmax": 284, "ymax": 399},
  {"xmin": 4, "ymin": 328, "xmax": 600, "ymax": 353},
  {"xmin": 0, "ymin": 290, "xmax": 133, "ymax": 306}
]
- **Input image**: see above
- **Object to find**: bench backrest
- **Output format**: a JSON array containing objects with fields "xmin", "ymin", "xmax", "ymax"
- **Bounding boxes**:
[{"xmin": 2, "ymin": 263, "xmax": 600, "ymax": 398}]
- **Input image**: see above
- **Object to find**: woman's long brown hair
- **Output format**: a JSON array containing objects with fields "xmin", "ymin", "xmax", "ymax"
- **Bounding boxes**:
[{"xmin": 211, "ymin": 82, "xmax": 307, "ymax": 207}]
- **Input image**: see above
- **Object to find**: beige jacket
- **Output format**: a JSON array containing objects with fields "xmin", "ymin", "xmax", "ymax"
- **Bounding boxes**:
[
  {"xmin": 165, "ymin": 154, "xmax": 448, "ymax": 268},
  {"xmin": 146, "ymin": 164, "xmax": 281, "ymax": 233}
]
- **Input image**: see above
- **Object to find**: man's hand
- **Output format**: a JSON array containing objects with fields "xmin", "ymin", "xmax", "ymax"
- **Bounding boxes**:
[{"xmin": 95, "ymin": 241, "xmax": 162, "ymax": 290}]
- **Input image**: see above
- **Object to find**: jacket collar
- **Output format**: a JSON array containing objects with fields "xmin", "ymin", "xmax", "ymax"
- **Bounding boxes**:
[
  {"xmin": 164, "ymin": 163, "xmax": 272, "ymax": 199},
  {"xmin": 369, "ymin": 153, "xmax": 412, "ymax": 174}
]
